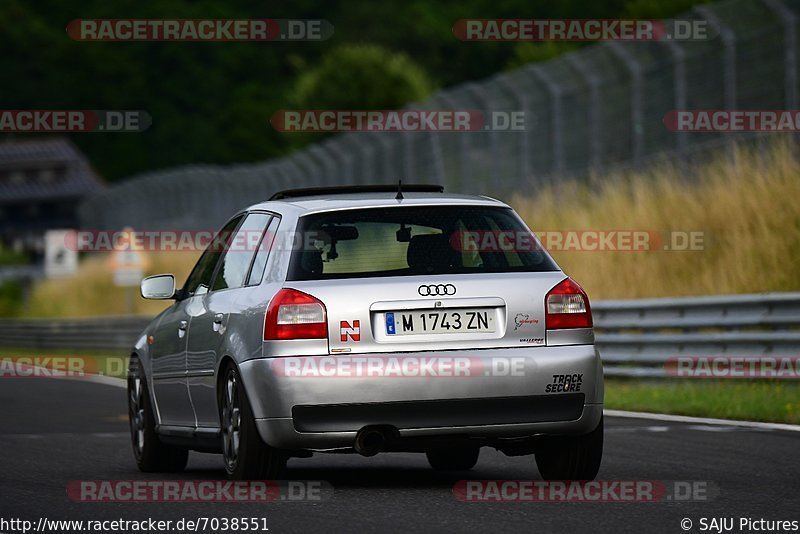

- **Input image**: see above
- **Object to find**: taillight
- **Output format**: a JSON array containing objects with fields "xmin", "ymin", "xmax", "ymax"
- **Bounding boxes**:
[
  {"xmin": 264, "ymin": 288, "xmax": 328, "ymax": 340},
  {"xmin": 545, "ymin": 278, "xmax": 593, "ymax": 330}
]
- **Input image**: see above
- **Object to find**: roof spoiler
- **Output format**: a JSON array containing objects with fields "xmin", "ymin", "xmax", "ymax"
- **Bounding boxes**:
[{"xmin": 269, "ymin": 183, "xmax": 444, "ymax": 201}]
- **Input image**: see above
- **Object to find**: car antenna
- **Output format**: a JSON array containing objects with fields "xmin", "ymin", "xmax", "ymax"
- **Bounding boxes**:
[{"xmin": 395, "ymin": 180, "xmax": 403, "ymax": 200}]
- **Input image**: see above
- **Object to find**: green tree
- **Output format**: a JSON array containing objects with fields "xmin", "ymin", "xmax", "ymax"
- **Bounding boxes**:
[
  {"xmin": 291, "ymin": 44, "xmax": 435, "ymax": 111},
  {"xmin": 284, "ymin": 44, "xmax": 435, "ymax": 145}
]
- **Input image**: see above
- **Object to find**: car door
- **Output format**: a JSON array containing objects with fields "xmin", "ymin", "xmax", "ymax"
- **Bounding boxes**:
[
  {"xmin": 149, "ymin": 299, "xmax": 194, "ymax": 427},
  {"xmin": 186, "ymin": 211, "xmax": 274, "ymax": 428},
  {"xmin": 150, "ymin": 215, "xmax": 244, "ymax": 427}
]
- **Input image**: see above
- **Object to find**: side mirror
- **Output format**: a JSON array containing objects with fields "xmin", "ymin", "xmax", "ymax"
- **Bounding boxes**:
[{"xmin": 140, "ymin": 274, "xmax": 176, "ymax": 300}]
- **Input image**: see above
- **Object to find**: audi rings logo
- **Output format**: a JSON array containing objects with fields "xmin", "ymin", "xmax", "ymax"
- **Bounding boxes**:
[{"xmin": 418, "ymin": 284, "xmax": 456, "ymax": 296}]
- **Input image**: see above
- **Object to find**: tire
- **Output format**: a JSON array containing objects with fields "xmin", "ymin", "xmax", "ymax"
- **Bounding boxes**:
[
  {"xmin": 426, "ymin": 447, "xmax": 480, "ymax": 471},
  {"xmin": 535, "ymin": 416, "xmax": 603, "ymax": 480},
  {"xmin": 219, "ymin": 361, "xmax": 287, "ymax": 480},
  {"xmin": 128, "ymin": 357, "xmax": 189, "ymax": 473}
]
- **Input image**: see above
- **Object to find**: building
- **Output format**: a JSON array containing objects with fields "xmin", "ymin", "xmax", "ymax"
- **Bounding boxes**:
[{"xmin": 0, "ymin": 138, "xmax": 103, "ymax": 262}]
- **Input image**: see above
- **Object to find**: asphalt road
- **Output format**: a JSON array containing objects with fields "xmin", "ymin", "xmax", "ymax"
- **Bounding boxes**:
[{"xmin": 0, "ymin": 376, "xmax": 798, "ymax": 534}]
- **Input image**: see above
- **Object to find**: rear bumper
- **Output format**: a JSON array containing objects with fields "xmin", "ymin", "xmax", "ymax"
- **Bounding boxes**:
[{"xmin": 238, "ymin": 344, "xmax": 603, "ymax": 450}]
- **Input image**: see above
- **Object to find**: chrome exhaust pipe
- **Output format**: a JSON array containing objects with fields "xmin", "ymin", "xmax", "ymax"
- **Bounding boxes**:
[{"xmin": 354, "ymin": 427, "xmax": 386, "ymax": 457}]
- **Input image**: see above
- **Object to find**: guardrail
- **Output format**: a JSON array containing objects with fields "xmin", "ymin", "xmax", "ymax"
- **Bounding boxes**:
[
  {"xmin": 594, "ymin": 292, "xmax": 800, "ymax": 377},
  {"xmin": 0, "ymin": 315, "xmax": 149, "ymax": 351},
  {"xmin": 0, "ymin": 292, "xmax": 798, "ymax": 377}
]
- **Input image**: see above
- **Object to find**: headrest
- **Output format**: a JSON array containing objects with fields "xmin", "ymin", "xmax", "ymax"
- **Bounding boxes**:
[
  {"xmin": 300, "ymin": 249, "xmax": 323, "ymax": 276},
  {"xmin": 407, "ymin": 233, "xmax": 457, "ymax": 273}
]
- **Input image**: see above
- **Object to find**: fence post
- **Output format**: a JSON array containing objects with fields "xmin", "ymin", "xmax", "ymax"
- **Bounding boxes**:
[
  {"xmin": 324, "ymin": 140, "xmax": 353, "ymax": 184},
  {"xmin": 465, "ymin": 82, "xmax": 497, "ymax": 187},
  {"xmin": 607, "ymin": 42, "xmax": 644, "ymax": 167},
  {"xmin": 401, "ymin": 132, "xmax": 413, "ymax": 183},
  {"xmin": 356, "ymin": 133, "xmax": 375, "ymax": 185},
  {"xmin": 660, "ymin": 37, "xmax": 689, "ymax": 167},
  {"xmin": 337, "ymin": 137, "xmax": 360, "ymax": 184},
  {"xmin": 565, "ymin": 55, "xmax": 603, "ymax": 172},
  {"xmin": 496, "ymin": 73, "xmax": 530, "ymax": 190},
  {"xmin": 376, "ymin": 133, "xmax": 396, "ymax": 183},
  {"xmin": 308, "ymin": 144, "xmax": 337, "ymax": 183},
  {"xmin": 763, "ymin": 0, "xmax": 798, "ymax": 150},
  {"xmin": 695, "ymin": 6, "xmax": 737, "ymax": 161},
  {"xmin": 528, "ymin": 65, "xmax": 564, "ymax": 180},
  {"xmin": 279, "ymin": 159, "xmax": 303, "ymax": 189},
  {"xmin": 436, "ymin": 91, "xmax": 468, "ymax": 192},
  {"xmin": 289, "ymin": 153, "xmax": 319, "ymax": 188}
]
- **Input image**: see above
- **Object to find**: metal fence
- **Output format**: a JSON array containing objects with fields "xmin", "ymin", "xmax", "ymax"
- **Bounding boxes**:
[
  {"xmin": 2, "ymin": 292, "xmax": 798, "ymax": 378},
  {"xmin": 78, "ymin": 0, "xmax": 798, "ymax": 231},
  {"xmin": 595, "ymin": 292, "xmax": 800, "ymax": 376}
]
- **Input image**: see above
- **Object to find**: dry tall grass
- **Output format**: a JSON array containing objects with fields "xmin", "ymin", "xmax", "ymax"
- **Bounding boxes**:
[
  {"xmin": 26, "ymin": 251, "xmax": 198, "ymax": 317},
  {"xmin": 512, "ymin": 140, "xmax": 800, "ymax": 299},
  {"xmin": 23, "ymin": 140, "xmax": 800, "ymax": 317}
]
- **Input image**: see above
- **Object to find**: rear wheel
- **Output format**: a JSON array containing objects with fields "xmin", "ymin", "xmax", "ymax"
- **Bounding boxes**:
[
  {"xmin": 128, "ymin": 357, "xmax": 188, "ymax": 473},
  {"xmin": 426, "ymin": 447, "xmax": 480, "ymax": 471},
  {"xmin": 535, "ymin": 417, "xmax": 603, "ymax": 480},
  {"xmin": 220, "ymin": 362, "xmax": 287, "ymax": 480}
]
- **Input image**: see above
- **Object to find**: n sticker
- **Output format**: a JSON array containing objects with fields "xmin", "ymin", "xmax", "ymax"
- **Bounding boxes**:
[{"xmin": 340, "ymin": 320, "xmax": 360, "ymax": 342}]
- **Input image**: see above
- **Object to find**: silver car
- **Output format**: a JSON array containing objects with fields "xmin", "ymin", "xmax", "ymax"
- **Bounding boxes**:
[{"xmin": 129, "ymin": 185, "xmax": 603, "ymax": 480}]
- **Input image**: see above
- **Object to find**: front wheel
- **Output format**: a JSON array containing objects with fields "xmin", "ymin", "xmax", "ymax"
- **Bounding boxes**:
[
  {"xmin": 220, "ymin": 362, "xmax": 287, "ymax": 480},
  {"xmin": 128, "ymin": 357, "xmax": 188, "ymax": 473},
  {"xmin": 535, "ymin": 417, "xmax": 603, "ymax": 480}
]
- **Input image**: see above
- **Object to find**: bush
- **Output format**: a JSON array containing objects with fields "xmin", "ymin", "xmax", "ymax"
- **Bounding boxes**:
[
  {"xmin": 0, "ymin": 279, "xmax": 23, "ymax": 317},
  {"xmin": 291, "ymin": 44, "xmax": 434, "ymax": 111}
]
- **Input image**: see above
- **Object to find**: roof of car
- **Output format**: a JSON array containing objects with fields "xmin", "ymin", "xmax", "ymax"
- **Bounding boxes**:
[{"xmin": 245, "ymin": 192, "xmax": 508, "ymax": 214}]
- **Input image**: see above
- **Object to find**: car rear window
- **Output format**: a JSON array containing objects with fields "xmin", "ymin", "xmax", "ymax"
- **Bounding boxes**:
[{"xmin": 286, "ymin": 205, "xmax": 557, "ymax": 280}]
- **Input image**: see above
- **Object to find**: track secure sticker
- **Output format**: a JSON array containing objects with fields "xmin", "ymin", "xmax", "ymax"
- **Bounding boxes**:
[{"xmin": 546, "ymin": 373, "xmax": 583, "ymax": 392}]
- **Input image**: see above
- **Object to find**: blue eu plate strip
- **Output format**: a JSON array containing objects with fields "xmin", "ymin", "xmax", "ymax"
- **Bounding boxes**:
[{"xmin": 386, "ymin": 312, "xmax": 396, "ymax": 335}]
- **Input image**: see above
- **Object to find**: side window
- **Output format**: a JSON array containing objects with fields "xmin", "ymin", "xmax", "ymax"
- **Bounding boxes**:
[
  {"xmin": 246, "ymin": 215, "xmax": 280, "ymax": 286},
  {"xmin": 182, "ymin": 216, "xmax": 244, "ymax": 297},
  {"xmin": 211, "ymin": 212, "xmax": 272, "ymax": 291}
]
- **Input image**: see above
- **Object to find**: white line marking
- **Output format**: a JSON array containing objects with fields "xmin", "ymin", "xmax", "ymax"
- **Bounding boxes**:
[
  {"xmin": 64, "ymin": 373, "xmax": 126, "ymax": 388},
  {"xmin": 3, "ymin": 364, "xmax": 127, "ymax": 388},
  {"xmin": 0, "ymin": 432, "xmax": 127, "ymax": 438},
  {"xmin": 606, "ymin": 425, "xmax": 672, "ymax": 433},
  {"xmin": 605, "ymin": 409, "xmax": 800, "ymax": 432}
]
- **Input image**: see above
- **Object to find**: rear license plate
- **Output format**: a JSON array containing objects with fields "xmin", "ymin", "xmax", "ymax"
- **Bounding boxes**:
[{"xmin": 385, "ymin": 309, "xmax": 495, "ymax": 335}]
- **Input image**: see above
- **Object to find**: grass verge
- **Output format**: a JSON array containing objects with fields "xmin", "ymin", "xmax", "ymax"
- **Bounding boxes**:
[{"xmin": 605, "ymin": 377, "xmax": 800, "ymax": 424}]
